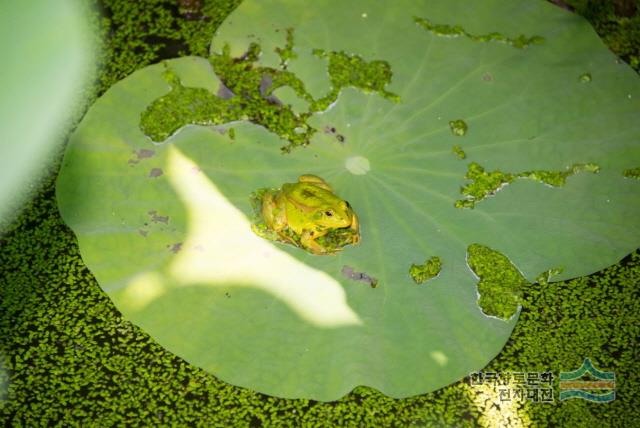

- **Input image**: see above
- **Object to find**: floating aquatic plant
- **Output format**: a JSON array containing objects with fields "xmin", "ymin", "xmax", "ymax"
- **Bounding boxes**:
[{"xmin": 57, "ymin": 0, "xmax": 640, "ymax": 400}]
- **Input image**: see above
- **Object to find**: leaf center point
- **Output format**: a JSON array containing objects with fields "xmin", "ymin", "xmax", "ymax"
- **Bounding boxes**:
[{"xmin": 345, "ymin": 156, "xmax": 370, "ymax": 175}]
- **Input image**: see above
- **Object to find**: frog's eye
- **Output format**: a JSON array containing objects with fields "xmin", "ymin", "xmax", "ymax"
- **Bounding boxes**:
[{"xmin": 324, "ymin": 210, "xmax": 333, "ymax": 217}]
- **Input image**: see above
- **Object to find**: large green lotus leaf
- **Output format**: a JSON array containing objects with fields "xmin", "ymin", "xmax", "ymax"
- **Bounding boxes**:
[{"xmin": 56, "ymin": 0, "xmax": 640, "ymax": 400}]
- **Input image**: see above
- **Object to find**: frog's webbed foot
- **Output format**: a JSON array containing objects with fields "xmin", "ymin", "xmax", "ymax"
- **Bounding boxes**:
[
  {"xmin": 278, "ymin": 227, "xmax": 302, "ymax": 247},
  {"xmin": 350, "ymin": 234, "xmax": 360, "ymax": 245},
  {"xmin": 349, "ymin": 212, "xmax": 361, "ymax": 245},
  {"xmin": 300, "ymin": 230, "xmax": 331, "ymax": 255}
]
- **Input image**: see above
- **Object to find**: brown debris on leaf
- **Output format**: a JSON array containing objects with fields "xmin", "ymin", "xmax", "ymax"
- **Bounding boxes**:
[
  {"xmin": 128, "ymin": 148, "xmax": 155, "ymax": 165},
  {"xmin": 148, "ymin": 210, "xmax": 169, "ymax": 224},
  {"xmin": 341, "ymin": 265, "xmax": 378, "ymax": 288},
  {"xmin": 149, "ymin": 168, "xmax": 164, "ymax": 178}
]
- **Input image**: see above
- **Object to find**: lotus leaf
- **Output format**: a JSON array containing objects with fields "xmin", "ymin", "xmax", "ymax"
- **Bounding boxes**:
[{"xmin": 56, "ymin": 0, "xmax": 640, "ymax": 400}]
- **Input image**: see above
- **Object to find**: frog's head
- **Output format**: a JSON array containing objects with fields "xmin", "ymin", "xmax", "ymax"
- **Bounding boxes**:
[{"xmin": 313, "ymin": 200, "xmax": 353, "ymax": 228}]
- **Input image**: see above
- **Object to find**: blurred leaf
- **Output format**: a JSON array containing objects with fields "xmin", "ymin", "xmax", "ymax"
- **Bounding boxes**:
[{"xmin": 0, "ymin": 0, "xmax": 94, "ymax": 223}]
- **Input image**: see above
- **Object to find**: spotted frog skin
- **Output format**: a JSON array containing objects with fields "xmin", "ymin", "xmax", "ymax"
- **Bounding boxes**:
[{"xmin": 258, "ymin": 175, "xmax": 360, "ymax": 254}]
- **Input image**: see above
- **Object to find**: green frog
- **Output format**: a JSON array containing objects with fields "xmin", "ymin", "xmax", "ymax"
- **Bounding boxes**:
[{"xmin": 252, "ymin": 175, "xmax": 360, "ymax": 255}]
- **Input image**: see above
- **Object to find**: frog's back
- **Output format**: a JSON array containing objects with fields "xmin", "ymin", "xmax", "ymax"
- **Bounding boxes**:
[{"xmin": 286, "ymin": 182, "xmax": 339, "ymax": 209}]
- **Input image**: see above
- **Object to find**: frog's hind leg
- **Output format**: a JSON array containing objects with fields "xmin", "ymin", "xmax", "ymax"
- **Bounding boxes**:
[
  {"xmin": 262, "ymin": 191, "xmax": 284, "ymax": 226},
  {"xmin": 298, "ymin": 174, "xmax": 333, "ymax": 191},
  {"xmin": 261, "ymin": 191, "xmax": 278, "ymax": 228}
]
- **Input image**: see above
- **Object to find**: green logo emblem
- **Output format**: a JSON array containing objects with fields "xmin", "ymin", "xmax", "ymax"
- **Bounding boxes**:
[{"xmin": 559, "ymin": 358, "xmax": 615, "ymax": 402}]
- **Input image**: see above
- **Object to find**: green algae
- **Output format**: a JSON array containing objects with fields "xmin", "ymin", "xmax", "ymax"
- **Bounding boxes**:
[
  {"xmin": 449, "ymin": 119, "xmax": 468, "ymax": 136},
  {"xmin": 140, "ymin": 29, "xmax": 399, "ymax": 152},
  {"xmin": 623, "ymin": 166, "xmax": 640, "ymax": 179},
  {"xmin": 140, "ymin": 63, "xmax": 239, "ymax": 141},
  {"xmin": 310, "ymin": 49, "xmax": 400, "ymax": 111},
  {"xmin": 455, "ymin": 162, "xmax": 514, "ymax": 209},
  {"xmin": 95, "ymin": 0, "xmax": 244, "ymax": 92},
  {"xmin": 566, "ymin": 0, "xmax": 640, "ymax": 72},
  {"xmin": 518, "ymin": 163, "xmax": 600, "ymax": 186},
  {"xmin": 579, "ymin": 72, "xmax": 593, "ymax": 82},
  {"xmin": 452, "ymin": 145, "xmax": 467, "ymax": 159},
  {"xmin": 455, "ymin": 162, "xmax": 600, "ymax": 209},
  {"xmin": 209, "ymin": 42, "xmax": 316, "ymax": 152},
  {"xmin": 466, "ymin": 244, "xmax": 528, "ymax": 320},
  {"xmin": 414, "ymin": 16, "xmax": 544, "ymax": 49},
  {"xmin": 534, "ymin": 267, "xmax": 563, "ymax": 286},
  {"xmin": 409, "ymin": 256, "xmax": 442, "ymax": 284},
  {"xmin": 274, "ymin": 27, "xmax": 297, "ymax": 68}
]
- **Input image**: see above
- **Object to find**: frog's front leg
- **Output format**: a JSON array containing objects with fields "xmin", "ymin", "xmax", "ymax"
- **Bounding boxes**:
[{"xmin": 300, "ymin": 229, "xmax": 329, "ymax": 255}]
